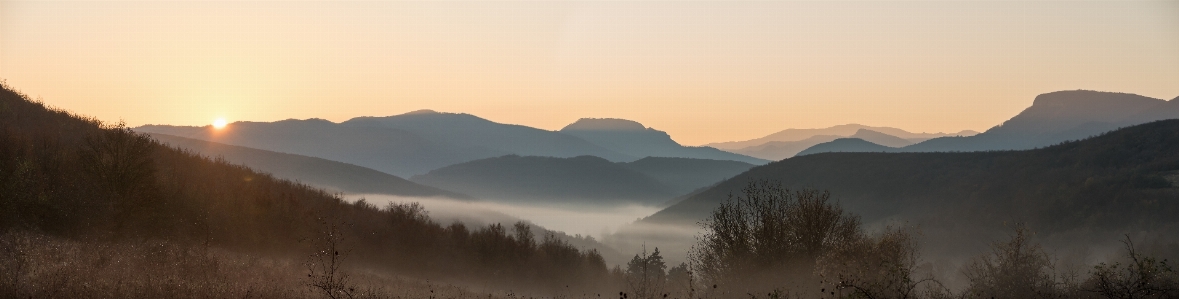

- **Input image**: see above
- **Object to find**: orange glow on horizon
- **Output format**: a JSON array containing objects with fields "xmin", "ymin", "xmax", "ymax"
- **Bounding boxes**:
[{"xmin": 2, "ymin": 1, "xmax": 1177, "ymax": 145}]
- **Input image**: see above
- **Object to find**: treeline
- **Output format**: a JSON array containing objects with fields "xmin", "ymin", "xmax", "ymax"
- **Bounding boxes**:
[
  {"xmin": 0, "ymin": 83, "xmax": 611, "ymax": 294},
  {"xmin": 616, "ymin": 181, "xmax": 1178, "ymax": 299},
  {"xmin": 651, "ymin": 118, "xmax": 1179, "ymax": 234}
]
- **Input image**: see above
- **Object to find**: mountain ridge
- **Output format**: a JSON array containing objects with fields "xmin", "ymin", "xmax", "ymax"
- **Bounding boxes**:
[
  {"xmin": 147, "ymin": 133, "xmax": 471, "ymax": 199},
  {"xmin": 559, "ymin": 118, "xmax": 769, "ymax": 165}
]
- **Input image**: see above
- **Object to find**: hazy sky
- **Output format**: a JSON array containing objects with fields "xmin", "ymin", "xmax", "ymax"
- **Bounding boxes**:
[{"xmin": 2, "ymin": 1, "xmax": 1177, "ymax": 145}]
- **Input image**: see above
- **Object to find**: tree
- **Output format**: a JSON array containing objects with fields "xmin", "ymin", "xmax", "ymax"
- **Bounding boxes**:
[
  {"xmin": 818, "ymin": 227, "xmax": 946, "ymax": 299},
  {"xmin": 305, "ymin": 218, "xmax": 356, "ymax": 299},
  {"xmin": 666, "ymin": 262, "xmax": 694, "ymax": 297},
  {"xmin": 962, "ymin": 224, "xmax": 1067, "ymax": 299},
  {"xmin": 690, "ymin": 181, "xmax": 862, "ymax": 291},
  {"xmin": 626, "ymin": 246, "xmax": 667, "ymax": 299},
  {"xmin": 1087, "ymin": 235, "xmax": 1178, "ymax": 299}
]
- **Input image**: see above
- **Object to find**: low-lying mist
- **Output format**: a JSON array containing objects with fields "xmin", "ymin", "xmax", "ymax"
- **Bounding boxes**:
[{"xmin": 343, "ymin": 195, "xmax": 663, "ymax": 239}]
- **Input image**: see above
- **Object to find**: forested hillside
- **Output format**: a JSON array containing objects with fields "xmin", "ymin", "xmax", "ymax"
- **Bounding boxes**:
[
  {"xmin": 648, "ymin": 120, "xmax": 1179, "ymax": 232},
  {"xmin": 148, "ymin": 133, "xmax": 470, "ymax": 198},
  {"xmin": 0, "ymin": 83, "xmax": 615, "ymax": 296}
]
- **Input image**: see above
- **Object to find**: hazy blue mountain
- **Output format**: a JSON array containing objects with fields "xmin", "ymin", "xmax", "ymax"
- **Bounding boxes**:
[
  {"xmin": 795, "ymin": 138, "xmax": 895, "ymax": 156},
  {"xmin": 850, "ymin": 129, "xmax": 914, "ymax": 148},
  {"xmin": 724, "ymin": 135, "xmax": 843, "ymax": 161},
  {"xmin": 410, "ymin": 155, "xmax": 677, "ymax": 205},
  {"xmin": 643, "ymin": 120, "xmax": 1179, "ymax": 229},
  {"xmin": 135, "ymin": 110, "xmax": 639, "ymax": 177},
  {"xmin": 148, "ymin": 133, "xmax": 471, "ymax": 199},
  {"xmin": 904, "ymin": 90, "xmax": 1179, "ymax": 152},
  {"xmin": 620, "ymin": 157, "xmax": 756, "ymax": 196},
  {"xmin": 708, "ymin": 124, "xmax": 974, "ymax": 151},
  {"xmin": 344, "ymin": 111, "xmax": 635, "ymax": 162},
  {"xmin": 559, "ymin": 118, "xmax": 767, "ymax": 165},
  {"xmin": 136, "ymin": 119, "xmax": 499, "ymax": 177}
]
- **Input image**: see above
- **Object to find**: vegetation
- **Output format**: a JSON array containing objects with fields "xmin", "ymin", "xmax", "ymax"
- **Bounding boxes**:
[
  {"xmin": 649, "ymin": 118, "xmax": 1179, "ymax": 238},
  {"xmin": 0, "ymin": 83, "xmax": 613, "ymax": 297},
  {"xmin": 3, "ymin": 80, "xmax": 1177, "ymax": 299},
  {"xmin": 676, "ymin": 181, "xmax": 1177, "ymax": 299}
]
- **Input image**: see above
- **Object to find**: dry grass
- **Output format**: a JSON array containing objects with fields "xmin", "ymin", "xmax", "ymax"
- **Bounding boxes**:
[{"xmin": 0, "ymin": 231, "xmax": 553, "ymax": 299}]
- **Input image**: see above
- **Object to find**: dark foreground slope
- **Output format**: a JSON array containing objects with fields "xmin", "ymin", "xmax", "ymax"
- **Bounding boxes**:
[
  {"xmin": 0, "ymin": 84, "xmax": 614, "ymax": 295},
  {"xmin": 147, "ymin": 133, "xmax": 470, "ymax": 199},
  {"xmin": 647, "ymin": 119, "xmax": 1179, "ymax": 232},
  {"xmin": 411, "ymin": 155, "xmax": 678, "ymax": 205}
]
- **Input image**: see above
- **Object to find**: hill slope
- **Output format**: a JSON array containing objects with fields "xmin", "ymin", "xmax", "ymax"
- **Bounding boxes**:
[
  {"xmin": 795, "ymin": 138, "xmax": 895, "ymax": 156},
  {"xmin": 559, "ymin": 118, "xmax": 767, "ymax": 164},
  {"xmin": 619, "ymin": 157, "xmax": 756, "ymax": 196},
  {"xmin": 148, "ymin": 133, "xmax": 470, "ymax": 199},
  {"xmin": 0, "ymin": 83, "xmax": 616, "ymax": 293},
  {"xmin": 135, "ymin": 119, "xmax": 495, "ymax": 177},
  {"xmin": 904, "ymin": 90, "xmax": 1179, "ymax": 152},
  {"xmin": 646, "ymin": 120, "xmax": 1179, "ymax": 231},
  {"xmin": 343, "ymin": 111, "xmax": 635, "ymax": 162},
  {"xmin": 708, "ymin": 124, "xmax": 973, "ymax": 151},
  {"xmin": 410, "ymin": 155, "xmax": 678, "ymax": 205},
  {"xmin": 723, "ymin": 135, "xmax": 843, "ymax": 161}
]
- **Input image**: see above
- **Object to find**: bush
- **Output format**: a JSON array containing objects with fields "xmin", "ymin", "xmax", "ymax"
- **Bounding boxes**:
[
  {"xmin": 1085, "ymin": 236, "xmax": 1178, "ymax": 299},
  {"xmin": 961, "ymin": 224, "xmax": 1073, "ymax": 299},
  {"xmin": 689, "ymin": 181, "xmax": 937, "ymax": 298}
]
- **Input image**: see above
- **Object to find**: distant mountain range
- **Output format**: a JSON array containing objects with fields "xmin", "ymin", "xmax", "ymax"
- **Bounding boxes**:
[
  {"xmin": 148, "ymin": 133, "xmax": 470, "ymax": 199},
  {"xmin": 560, "ymin": 118, "xmax": 767, "ymax": 165},
  {"xmin": 136, "ymin": 111, "xmax": 764, "ymax": 177},
  {"xmin": 137, "ymin": 118, "xmax": 487, "ymax": 177},
  {"xmin": 794, "ymin": 90, "xmax": 1179, "ymax": 156},
  {"xmin": 645, "ymin": 119, "xmax": 1179, "ymax": 228},
  {"xmin": 708, "ymin": 124, "xmax": 977, "ymax": 160},
  {"xmin": 409, "ymin": 155, "xmax": 755, "ymax": 205},
  {"xmin": 624, "ymin": 120, "xmax": 1179, "ymax": 262}
]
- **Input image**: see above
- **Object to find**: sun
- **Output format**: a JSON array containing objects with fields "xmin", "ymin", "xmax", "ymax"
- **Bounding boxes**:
[{"xmin": 213, "ymin": 118, "xmax": 228, "ymax": 129}]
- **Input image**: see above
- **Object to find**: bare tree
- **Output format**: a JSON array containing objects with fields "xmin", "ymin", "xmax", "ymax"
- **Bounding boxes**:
[
  {"xmin": 690, "ymin": 181, "xmax": 861, "ymax": 292},
  {"xmin": 1087, "ymin": 235, "xmax": 1178, "ymax": 299},
  {"xmin": 305, "ymin": 218, "xmax": 356, "ymax": 299},
  {"xmin": 962, "ymin": 224, "xmax": 1067, "ymax": 299},
  {"xmin": 818, "ymin": 227, "xmax": 948, "ymax": 299}
]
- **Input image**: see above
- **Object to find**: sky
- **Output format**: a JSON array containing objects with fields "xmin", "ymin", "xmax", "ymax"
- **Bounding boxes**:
[{"xmin": 2, "ymin": 1, "xmax": 1177, "ymax": 146}]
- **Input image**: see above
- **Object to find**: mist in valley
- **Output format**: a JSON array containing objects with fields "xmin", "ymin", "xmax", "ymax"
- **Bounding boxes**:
[{"xmin": 4, "ymin": 0, "xmax": 1179, "ymax": 297}]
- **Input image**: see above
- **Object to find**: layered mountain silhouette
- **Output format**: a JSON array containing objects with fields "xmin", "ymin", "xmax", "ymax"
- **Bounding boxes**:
[
  {"xmin": 797, "ymin": 90, "xmax": 1179, "ymax": 156},
  {"xmin": 148, "ymin": 133, "xmax": 470, "ymax": 199},
  {"xmin": 709, "ymin": 124, "xmax": 975, "ymax": 160},
  {"xmin": 343, "ymin": 111, "xmax": 634, "ymax": 162},
  {"xmin": 137, "ymin": 118, "xmax": 493, "ymax": 177},
  {"xmin": 721, "ymin": 135, "xmax": 843, "ymax": 161},
  {"xmin": 619, "ymin": 157, "xmax": 755, "ymax": 196},
  {"xmin": 644, "ymin": 120, "xmax": 1179, "ymax": 230},
  {"xmin": 794, "ymin": 137, "xmax": 894, "ymax": 156},
  {"xmin": 708, "ymin": 124, "xmax": 975, "ymax": 150},
  {"xmin": 559, "ymin": 118, "xmax": 767, "ymax": 165},
  {"xmin": 410, "ymin": 155, "xmax": 678, "ymax": 205},
  {"xmin": 136, "ymin": 111, "xmax": 766, "ymax": 177}
]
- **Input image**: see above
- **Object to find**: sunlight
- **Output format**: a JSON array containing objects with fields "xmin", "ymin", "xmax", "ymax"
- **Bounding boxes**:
[{"xmin": 212, "ymin": 118, "xmax": 228, "ymax": 129}]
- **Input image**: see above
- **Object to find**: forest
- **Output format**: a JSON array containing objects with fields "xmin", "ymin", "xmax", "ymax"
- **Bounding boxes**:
[{"xmin": 2, "ymin": 82, "xmax": 1177, "ymax": 298}]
